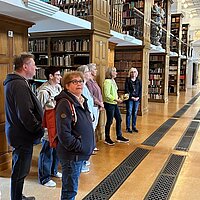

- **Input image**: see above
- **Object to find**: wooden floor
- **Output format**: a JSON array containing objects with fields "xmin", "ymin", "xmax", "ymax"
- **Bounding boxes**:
[{"xmin": 1, "ymin": 85, "xmax": 200, "ymax": 200}]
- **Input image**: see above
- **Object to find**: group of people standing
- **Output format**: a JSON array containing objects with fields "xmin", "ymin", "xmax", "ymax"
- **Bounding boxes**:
[{"xmin": 3, "ymin": 52, "xmax": 142, "ymax": 200}]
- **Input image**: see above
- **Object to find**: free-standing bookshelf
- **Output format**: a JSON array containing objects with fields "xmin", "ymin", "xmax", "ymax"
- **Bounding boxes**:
[
  {"xmin": 169, "ymin": 13, "xmax": 183, "ymax": 95},
  {"xmin": 148, "ymin": 54, "xmax": 166, "ymax": 102},
  {"xmin": 180, "ymin": 23, "xmax": 189, "ymax": 91}
]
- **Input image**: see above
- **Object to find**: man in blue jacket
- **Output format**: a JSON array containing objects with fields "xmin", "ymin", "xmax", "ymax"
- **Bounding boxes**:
[{"xmin": 3, "ymin": 52, "xmax": 44, "ymax": 200}]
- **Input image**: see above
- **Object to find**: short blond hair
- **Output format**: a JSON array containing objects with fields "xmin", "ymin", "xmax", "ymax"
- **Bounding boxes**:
[
  {"xmin": 105, "ymin": 67, "xmax": 116, "ymax": 79},
  {"xmin": 128, "ymin": 67, "xmax": 138, "ymax": 77},
  {"xmin": 62, "ymin": 71, "xmax": 84, "ymax": 88}
]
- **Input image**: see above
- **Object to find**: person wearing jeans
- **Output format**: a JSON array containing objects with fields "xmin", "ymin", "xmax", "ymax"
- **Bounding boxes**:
[
  {"xmin": 103, "ymin": 67, "xmax": 129, "ymax": 145},
  {"xmin": 55, "ymin": 71, "xmax": 95, "ymax": 200},
  {"xmin": 125, "ymin": 67, "xmax": 142, "ymax": 133},
  {"xmin": 37, "ymin": 67, "xmax": 62, "ymax": 187}
]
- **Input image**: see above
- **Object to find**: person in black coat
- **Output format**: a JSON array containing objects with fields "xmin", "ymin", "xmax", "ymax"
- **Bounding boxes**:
[
  {"xmin": 125, "ymin": 67, "xmax": 142, "ymax": 133},
  {"xmin": 55, "ymin": 71, "xmax": 95, "ymax": 200}
]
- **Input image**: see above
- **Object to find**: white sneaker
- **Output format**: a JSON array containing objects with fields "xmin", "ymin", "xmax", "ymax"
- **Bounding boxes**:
[
  {"xmin": 85, "ymin": 161, "xmax": 90, "ymax": 166},
  {"xmin": 53, "ymin": 172, "xmax": 62, "ymax": 178},
  {"xmin": 43, "ymin": 180, "xmax": 56, "ymax": 187}
]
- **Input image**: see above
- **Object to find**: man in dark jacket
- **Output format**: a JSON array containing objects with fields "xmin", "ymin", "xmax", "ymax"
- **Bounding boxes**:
[
  {"xmin": 55, "ymin": 71, "xmax": 95, "ymax": 200},
  {"xmin": 3, "ymin": 52, "xmax": 44, "ymax": 200}
]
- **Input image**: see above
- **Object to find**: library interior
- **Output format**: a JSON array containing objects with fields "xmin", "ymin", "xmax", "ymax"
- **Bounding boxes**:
[{"xmin": 1, "ymin": 0, "xmax": 200, "ymax": 199}]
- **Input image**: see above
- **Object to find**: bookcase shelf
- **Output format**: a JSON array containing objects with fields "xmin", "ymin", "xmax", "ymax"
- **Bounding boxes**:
[
  {"xmin": 180, "ymin": 59, "xmax": 187, "ymax": 91},
  {"xmin": 29, "ymin": 32, "xmax": 91, "ymax": 82},
  {"xmin": 168, "ymin": 57, "xmax": 180, "ymax": 95},
  {"xmin": 170, "ymin": 14, "xmax": 183, "ymax": 54},
  {"xmin": 148, "ymin": 54, "xmax": 165, "ymax": 102},
  {"xmin": 114, "ymin": 47, "xmax": 143, "ymax": 114},
  {"xmin": 122, "ymin": 0, "xmax": 144, "ymax": 40}
]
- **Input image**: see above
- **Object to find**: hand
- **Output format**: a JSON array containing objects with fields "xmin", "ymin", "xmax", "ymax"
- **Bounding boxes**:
[
  {"xmin": 116, "ymin": 98, "xmax": 123, "ymax": 104},
  {"xmin": 100, "ymin": 102, "xmax": 104, "ymax": 108}
]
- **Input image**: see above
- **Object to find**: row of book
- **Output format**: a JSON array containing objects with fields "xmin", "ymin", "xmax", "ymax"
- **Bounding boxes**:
[
  {"xmin": 148, "ymin": 93, "xmax": 163, "ymax": 100},
  {"xmin": 29, "ymin": 40, "xmax": 47, "ymax": 52},
  {"xmin": 149, "ymin": 74, "xmax": 163, "ymax": 80},
  {"xmin": 115, "ymin": 61, "xmax": 142, "ymax": 69},
  {"xmin": 51, "ymin": 39, "xmax": 90, "ymax": 52}
]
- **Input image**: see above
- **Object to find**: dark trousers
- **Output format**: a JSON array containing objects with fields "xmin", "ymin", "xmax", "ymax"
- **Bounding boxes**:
[
  {"xmin": 11, "ymin": 144, "xmax": 33, "ymax": 200},
  {"xmin": 104, "ymin": 102, "xmax": 122, "ymax": 139}
]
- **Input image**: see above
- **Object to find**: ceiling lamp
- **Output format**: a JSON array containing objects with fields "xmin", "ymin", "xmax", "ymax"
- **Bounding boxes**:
[{"xmin": 183, "ymin": 3, "xmax": 188, "ymax": 8}]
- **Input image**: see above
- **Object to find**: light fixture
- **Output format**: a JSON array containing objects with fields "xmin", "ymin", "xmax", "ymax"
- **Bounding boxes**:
[{"xmin": 183, "ymin": 3, "xmax": 188, "ymax": 8}]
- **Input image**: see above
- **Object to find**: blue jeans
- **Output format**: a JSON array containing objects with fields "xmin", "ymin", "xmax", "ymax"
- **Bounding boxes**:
[
  {"xmin": 11, "ymin": 144, "xmax": 33, "ymax": 200},
  {"xmin": 38, "ymin": 139, "xmax": 59, "ymax": 184},
  {"xmin": 126, "ymin": 100, "xmax": 139, "ymax": 130},
  {"xmin": 104, "ymin": 102, "xmax": 122, "ymax": 139},
  {"xmin": 59, "ymin": 159, "xmax": 83, "ymax": 200}
]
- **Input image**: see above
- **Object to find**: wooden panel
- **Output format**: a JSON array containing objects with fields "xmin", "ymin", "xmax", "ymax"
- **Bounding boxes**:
[
  {"xmin": 0, "ymin": 31, "xmax": 8, "ymax": 56},
  {"xmin": 0, "ymin": 64, "xmax": 8, "ymax": 123},
  {"xmin": 13, "ymin": 32, "xmax": 25, "ymax": 56}
]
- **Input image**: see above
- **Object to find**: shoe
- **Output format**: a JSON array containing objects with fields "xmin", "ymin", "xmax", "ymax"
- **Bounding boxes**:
[
  {"xmin": 126, "ymin": 128, "xmax": 133, "ymax": 133},
  {"xmin": 116, "ymin": 136, "xmax": 130, "ymax": 143},
  {"xmin": 84, "ymin": 160, "xmax": 90, "ymax": 166},
  {"xmin": 52, "ymin": 172, "xmax": 62, "ymax": 178},
  {"xmin": 132, "ymin": 127, "xmax": 139, "ymax": 133},
  {"xmin": 81, "ymin": 164, "xmax": 90, "ymax": 173},
  {"xmin": 104, "ymin": 138, "xmax": 115, "ymax": 146},
  {"xmin": 22, "ymin": 195, "xmax": 35, "ymax": 200},
  {"xmin": 43, "ymin": 180, "xmax": 56, "ymax": 187},
  {"xmin": 92, "ymin": 150, "xmax": 97, "ymax": 155},
  {"xmin": 94, "ymin": 147, "xmax": 100, "ymax": 151}
]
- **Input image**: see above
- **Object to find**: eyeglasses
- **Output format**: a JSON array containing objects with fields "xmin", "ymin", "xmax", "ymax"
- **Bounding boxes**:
[
  {"xmin": 54, "ymin": 73, "xmax": 62, "ymax": 76},
  {"xmin": 68, "ymin": 79, "xmax": 84, "ymax": 85}
]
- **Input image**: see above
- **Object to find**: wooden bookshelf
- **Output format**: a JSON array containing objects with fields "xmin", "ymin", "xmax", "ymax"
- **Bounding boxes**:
[
  {"xmin": 168, "ymin": 57, "xmax": 180, "ymax": 95},
  {"xmin": 148, "ymin": 54, "xmax": 166, "ymax": 102},
  {"xmin": 29, "ymin": 31, "xmax": 91, "ymax": 82},
  {"xmin": 170, "ymin": 13, "xmax": 183, "ymax": 54},
  {"xmin": 122, "ymin": 0, "xmax": 144, "ymax": 40},
  {"xmin": 114, "ymin": 47, "xmax": 143, "ymax": 114},
  {"xmin": 180, "ymin": 59, "xmax": 187, "ymax": 91}
]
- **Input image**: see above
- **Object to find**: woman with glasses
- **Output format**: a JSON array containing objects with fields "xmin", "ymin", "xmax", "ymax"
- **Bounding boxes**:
[
  {"xmin": 103, "ymin": 67, "xmax": 129, "ymax": 145},
  {"xmin": 55, "ymin": 71, "xmax": 95, "ymax": 200},
  {"xmin": 125, "ymin": 67, "xmax": 142, "ymax": 133}
]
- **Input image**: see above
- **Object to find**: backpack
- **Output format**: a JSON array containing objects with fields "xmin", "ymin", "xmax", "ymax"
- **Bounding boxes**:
[{"xmin": 42, "ymin": 98, "xmax": 77, "ymax": 148}]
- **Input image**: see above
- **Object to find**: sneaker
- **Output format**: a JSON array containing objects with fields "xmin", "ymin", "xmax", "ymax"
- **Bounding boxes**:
[
  {"xmin": 84, "ymin": 161, "xmax": 90, "ymax": 166},
  {"xmin": 126, "ymin": 128, "xmax": 133, "ymax": 133},
  {"xmin": 116, "ymin": 136, "xmax": 130, "ymax": 143},
  {"xmin": 22, "ymin": 195, "xmax": 35, "ymax": 200},
  {"xmin": 132, "ymin": 127, "xmax": 139, "ymax": 133},
  {"xmin": 52, "ymin": 172, "xmax": 62, "ymax": 178},
  {"xmin": 81, "ymin": 164, "xmax": 90, "ymax": 173},
  {"xmin": 43, "ymin": 180, "xmax": 56, "ymax": 187},
  {"xmin": 104, "ymin": 138, "xmax": 115, "ymax": 146},
  {"xmin": 94, "ymin": 147, "xmax": 100, "ymax": 151}
]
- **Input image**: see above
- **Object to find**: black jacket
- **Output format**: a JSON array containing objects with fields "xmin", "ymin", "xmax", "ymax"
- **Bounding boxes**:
[
  {"xmin": 3, "ymin": 74, "xmax": 44, "ymax": 147},
  {"xmin": 125, "ymin": 77, "xmax": 142, "ymax": 99},
  {"xmin": 55, "ymin": 90, "xmax": 95, "ymax": 161}
]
